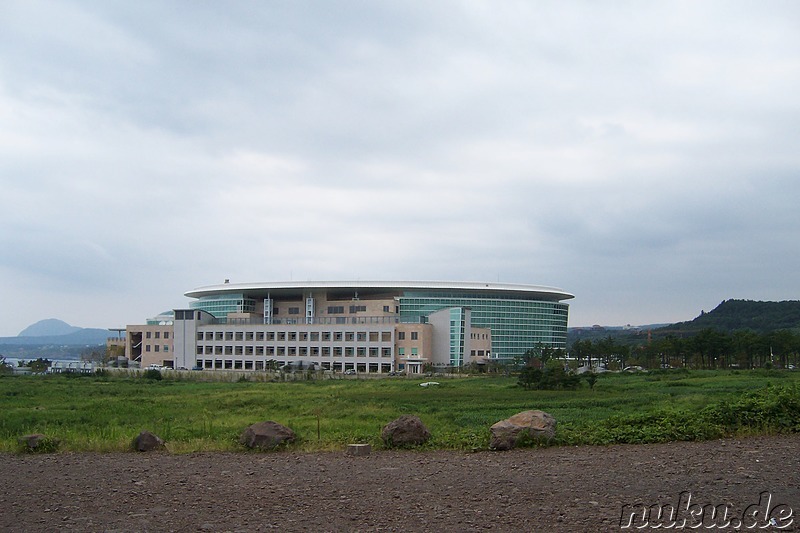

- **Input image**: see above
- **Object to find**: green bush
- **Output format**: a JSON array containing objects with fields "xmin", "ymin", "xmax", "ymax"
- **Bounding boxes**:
[
  {"xmin": 590, "ymin": 409, "xmax": 725, "ymax": 444},
  {"xmin": 18, "ymin": 435, "xmax": 61, "ymax": 454},
  {"xmin": 702, "ymin": 384, "xmax": 800, "ymax": 433},
  {"xmin": 142, "ymin": 369, "xmax": 163, "ymax": 381},
  {"xmin": 573, "ymin": 383, "xmax": 800, "ymax": 445},
  {"xmin": 518, "ymin": 365, "xmax": 580, "ymax": 390}
]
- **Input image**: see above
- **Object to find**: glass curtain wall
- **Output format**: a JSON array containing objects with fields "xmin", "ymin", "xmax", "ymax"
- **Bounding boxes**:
[{"xmin": 399, "ymin": 291, "xmax": 568, "ymax": 362}]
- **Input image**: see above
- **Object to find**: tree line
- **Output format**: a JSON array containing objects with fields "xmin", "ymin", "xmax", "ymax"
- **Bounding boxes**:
[{"xmin": 570, "ymin": 328, "xmax": 800, "ymax": 370}]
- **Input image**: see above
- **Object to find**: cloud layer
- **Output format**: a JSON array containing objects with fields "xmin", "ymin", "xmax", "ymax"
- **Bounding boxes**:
[{"xmin": 1, "ymin": 1, "xmax": 799, "ymax": 335}]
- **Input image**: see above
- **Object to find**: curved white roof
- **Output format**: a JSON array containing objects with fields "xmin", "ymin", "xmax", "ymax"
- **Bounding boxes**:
[{"xmin": 185, "ymin": 281, "xmax": 573, "ymax": 301}]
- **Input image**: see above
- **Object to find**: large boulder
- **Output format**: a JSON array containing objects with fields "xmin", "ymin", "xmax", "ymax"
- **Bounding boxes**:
[
  {"xmin": 239, "ymin": 421, "xmax": 296, "ymax": 450},
  {"xmin": 381, "ymin": 415, "xmax": 431, "ymax": 447},
  {"xmin": 489, "ymin": 410, "xmax": 556, "ymax": 451},
  {"xmin": 132, "ymin": 430, "xmax": 165, "ymax": 452}
]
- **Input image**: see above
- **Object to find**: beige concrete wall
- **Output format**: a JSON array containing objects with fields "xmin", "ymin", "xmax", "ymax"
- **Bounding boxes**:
[
  {"xmin": 469, "ymin": 327, "xmax": 493, "ymax": 361},
  {"xmin": 126, "ymin": 324, "xmax": 175, "ymax": 368},
  {"xmin": 395, "ymin": 323, "xmax": 433, "ymax": 364},
  {"xmin": 268, "ymin": 294, "xmax": 399, "ymax": 322}
]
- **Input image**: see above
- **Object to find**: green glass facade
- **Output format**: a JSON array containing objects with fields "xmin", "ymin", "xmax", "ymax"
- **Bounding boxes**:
[
  {"xmin": 190, "ymin": 294, "xmax": 257, "ymax": 317},
  {"xmin": 449, "ymin": 308, "xmax": 466, "ymax": 366},
  {"xmin": 399, "ymin": 291, "xmax": 569, "ymax": 362}
]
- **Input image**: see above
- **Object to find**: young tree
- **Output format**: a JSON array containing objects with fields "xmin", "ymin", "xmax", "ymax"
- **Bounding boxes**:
[
  {"xmin": 688, "ymin": 329, "xmax": 731, "ymax": 369},
  {"xmin": 0, "ymin": 356, "xmax": 12, "ymax": 375},
  {"xmin": 81, "ymin": 346, "xmax": 108, "ymax": 365},
  {"xmin": 522, "ymin": 343, "xmax": 558, "ymax": 368},
  {"xmin": 570, "ymin": 339, "xmax": 594, "ymax": 368},
  {"xmin": 27, "ymin": 358, "xmax": 52, "ymax": 373},
  {"xmin": 517, "ymin": 366, "xmax": 543, "ymax": 390}
]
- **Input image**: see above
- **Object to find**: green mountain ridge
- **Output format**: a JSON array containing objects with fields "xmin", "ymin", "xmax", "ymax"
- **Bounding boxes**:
[
  {"xmin": 568, "ymin": 299, "xmax": 800, "ymax": 347},
  {"xmin": 662, "ymin": 299, "xmax": 800, "ymax": 334}
]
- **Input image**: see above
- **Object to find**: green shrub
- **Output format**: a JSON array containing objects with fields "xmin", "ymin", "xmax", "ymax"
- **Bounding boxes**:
[
  {"xmin": 18, "ymin": 435, "xmax": 60, "ymax": 453},
  {"xmin": 517, "ymin": 367, "xmax": 542, "ymax": 389},
  {"xmin": 518, "ymin": 365, "xmax": 580, "ymax": 390},
  {"xmin": 592, "ymin": 409, "xmax": 725, "ymax": 444},
  {"xmin": 142, "ymin": 369, "xmax": 163, "ymax": 381},
  {"xmin": 702, "ymin": 384, "xmax": 800, "ymax": 433},
  {"xmin": 576, "ymin": 383, "xmax": 800, "ymax": 445}
]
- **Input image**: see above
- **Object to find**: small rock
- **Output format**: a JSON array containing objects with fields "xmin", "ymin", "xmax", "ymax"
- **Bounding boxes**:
[
  {"xmin": 132, "ymin": 431, "xmax": 165, "ymax": 452},
  {"xmin": 489, "ymin": 410, "xmax": 556, "ymax": 451},
  {"xmin": 239, "ymin": 421, "xmax": 296, "ymax": 449},
  {"xmin": 381, "ymin": 415, "xmax": 431, "ymax": 447}
]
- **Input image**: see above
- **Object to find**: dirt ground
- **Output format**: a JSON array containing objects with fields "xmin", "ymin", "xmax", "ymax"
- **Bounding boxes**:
[{"xmin": 1, "ymin": 434, "xmax": 799, "ymax": 532}]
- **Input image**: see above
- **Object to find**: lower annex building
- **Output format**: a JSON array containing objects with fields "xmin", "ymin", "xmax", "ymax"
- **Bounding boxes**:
[{"xmin": 124, "ymin": 281, "xmax": 573, "ymax": 374}]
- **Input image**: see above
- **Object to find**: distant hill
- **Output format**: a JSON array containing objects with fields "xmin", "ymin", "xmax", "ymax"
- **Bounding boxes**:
[
  {"xmin": 568, "ymin": 324, "xmax": 669, "ymax": 345},
  {"xmin": 0, "ymin": 329, "xmax": 111, "ymax": 346},
  {"xmin": 18, "ymin": 318, "xmax": 82, "ymax": 337},
  {"xmin": 661, "ymin": 300, "xmax": 800, "ymax": 334},
  {"xmin": 568, "ymin": 300, "xmax": 800, "ymax": 347},
  {"xmin": 0, "ymin": 319, "xmax": 109, "ymax": 346}
]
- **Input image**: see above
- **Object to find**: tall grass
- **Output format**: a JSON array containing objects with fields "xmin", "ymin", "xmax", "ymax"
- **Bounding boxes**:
[{"xmin": 1, "ymin": 370, "xmax": 799, "ymax": 452}]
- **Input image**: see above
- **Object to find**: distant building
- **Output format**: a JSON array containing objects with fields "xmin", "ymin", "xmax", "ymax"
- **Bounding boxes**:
[
  {"xmin": 48, "ymin": 361, "xmax": 95, "ymax": 374},
  {"xmin": 122, "ymin": 281, "xmax": 573, "ymax": 374}
]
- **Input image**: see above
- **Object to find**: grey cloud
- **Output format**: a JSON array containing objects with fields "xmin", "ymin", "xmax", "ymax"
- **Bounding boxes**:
[{"xmin": 1, "ymin": 1, "xmax": 799, "ymax": 333}]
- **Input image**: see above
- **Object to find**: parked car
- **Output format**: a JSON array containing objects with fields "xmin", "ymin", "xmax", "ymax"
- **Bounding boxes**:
[{"xmin": 344, "ymin": 369, "xmax": 357, "ymax": 375}]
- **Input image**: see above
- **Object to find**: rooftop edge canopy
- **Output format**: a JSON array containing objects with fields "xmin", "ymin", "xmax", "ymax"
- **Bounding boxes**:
[{"xmin": 185, "ymin": 281, "xmax": 574, "ymax": 302}]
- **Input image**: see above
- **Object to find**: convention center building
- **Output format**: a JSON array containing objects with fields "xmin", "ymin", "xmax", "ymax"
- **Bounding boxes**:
[{"xmin": 126, "ymin": 281, "xmax": 573, "ymax": 374}]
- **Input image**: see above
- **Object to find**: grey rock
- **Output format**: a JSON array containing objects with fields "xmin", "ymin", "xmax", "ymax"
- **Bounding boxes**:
[
  {"xmin": 489, "ymin": 410, "xmax": 556, "ymax": 451},
  {"xmin": 239, "ymin": 421, "xmax": 296, "ymax": 449},
  {"xmin": 133, "ymin": 430, "xmax": 165, "ymax": 452},
  {"xmin": 381, "ymin": 415, "xmax": 431, "ymax": 447}
]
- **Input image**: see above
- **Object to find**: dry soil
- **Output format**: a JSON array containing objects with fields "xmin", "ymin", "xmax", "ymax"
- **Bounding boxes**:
[{"xmin": 1, "ymin": 434, "xmax": 799, "ymax": 532}]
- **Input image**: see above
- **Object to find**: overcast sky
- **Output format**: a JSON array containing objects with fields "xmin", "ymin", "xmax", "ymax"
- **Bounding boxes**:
[{"xmin": 1, "ymin": 1, "xmax": 799, "ymax": 336}]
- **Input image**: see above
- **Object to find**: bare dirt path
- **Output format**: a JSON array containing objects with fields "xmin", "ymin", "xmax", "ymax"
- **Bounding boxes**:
[{"xmin": 1, "ymin": 434, "xmax": 799, "ymax": 532}]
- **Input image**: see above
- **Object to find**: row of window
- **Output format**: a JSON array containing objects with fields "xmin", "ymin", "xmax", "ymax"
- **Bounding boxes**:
[
  {"xmin": 145, "ymin": 345, "xmax": 170, "ymax": 353},
  {"xmin": 196, "ymin": 330, "xmax": 393, "ymax": 342},
  {"xmin": 396, "ymin": 331, "xmax": 419, "ymax": 341},
  {"xmin": 397, "ymin": 347, "xmax": 419, "ymax": 357},
  {"xmin": 272, "ymin": 304, "xmax": 395, "ymax": 315},
  {"xmin": 195, "ymin": 345, "xmax": 392, "ymax": 357},
  {"xmin": 144, "ymin": 331, "xmax": 170, "ymax": 339},
  {"xmin": 195, "ymin": 360, "xmax": 394, "ymax": 372}
]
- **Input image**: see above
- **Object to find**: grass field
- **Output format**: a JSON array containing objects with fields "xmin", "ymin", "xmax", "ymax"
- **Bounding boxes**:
[{"xmin": 2, "ymin": 369, "xmax": 800, "ymax": 452}]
